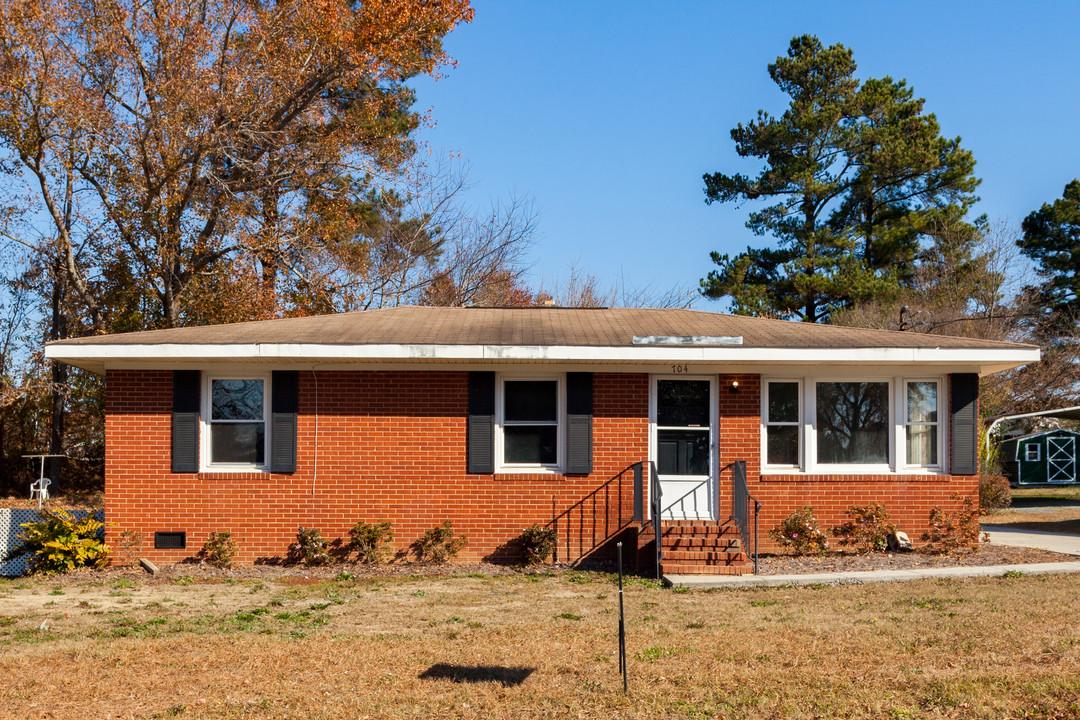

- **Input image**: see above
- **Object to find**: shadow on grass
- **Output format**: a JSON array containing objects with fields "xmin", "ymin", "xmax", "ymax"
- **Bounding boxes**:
[{"xmin": 419, "ymin": 663, "xmax": 535, "ymax": 686}]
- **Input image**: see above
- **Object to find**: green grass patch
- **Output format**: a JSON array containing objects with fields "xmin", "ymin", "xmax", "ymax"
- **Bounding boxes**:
[{"xmin": 635, "ymin": 645, "xmax": 677, "ymax": 662}]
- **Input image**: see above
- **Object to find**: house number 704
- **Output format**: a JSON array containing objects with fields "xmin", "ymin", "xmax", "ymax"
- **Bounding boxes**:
[{"xmin": 671, "ymin": 364, "xmax": 689, "ymax": 374}]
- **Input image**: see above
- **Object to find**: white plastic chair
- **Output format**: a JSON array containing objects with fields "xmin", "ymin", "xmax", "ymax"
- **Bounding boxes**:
[{"xmin": 30, "ymin": 477, "xmax": 51, "ymax": 508}]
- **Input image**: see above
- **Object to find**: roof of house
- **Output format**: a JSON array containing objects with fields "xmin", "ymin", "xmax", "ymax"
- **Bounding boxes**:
[
  {"xmin": 45, "ymin": 306, "xmax": 1040, "ymax": 374},
  {"xmin": 50, "ymin": 306, "xmax": 1034, "ymax": 349}
]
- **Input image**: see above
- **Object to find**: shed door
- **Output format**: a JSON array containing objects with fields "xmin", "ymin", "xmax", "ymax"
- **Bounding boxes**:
[{"xmin": 1047, "ymin": 436, "xmax": 1077, "ymax": 484}]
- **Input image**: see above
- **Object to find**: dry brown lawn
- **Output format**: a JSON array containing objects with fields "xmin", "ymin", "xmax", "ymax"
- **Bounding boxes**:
[
  {"xmin": 0, "ymin": 492, "xmax": 104, "ymax": 512},
  {"xmin": 2, "ymin": 569, "xmax": 1080, "ymax": 719},
  {"xmin": 1011, "ymin": 487, "xmax": 1080, "ymax": 502}
]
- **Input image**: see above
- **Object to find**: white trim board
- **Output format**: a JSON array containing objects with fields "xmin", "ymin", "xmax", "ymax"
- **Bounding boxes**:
[{"xmin": 45, "ymin": 342, "xmax": 1039, "ymax": 376}]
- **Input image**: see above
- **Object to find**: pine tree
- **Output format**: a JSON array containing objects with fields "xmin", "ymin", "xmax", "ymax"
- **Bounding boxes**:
[
  {"xmin": 701, "ymin": 36, "xmax": 979, "ymax": 322},
  {"xmin": 702, "ymin": 36, "xmax": 861, "ymax": 322},
  {"xmin": 1019, "ymin": 180, "xmax": 1080, "ymax": 334}
]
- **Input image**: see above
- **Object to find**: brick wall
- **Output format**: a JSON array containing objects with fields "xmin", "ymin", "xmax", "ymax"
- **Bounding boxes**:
[
  {"xmin": 105, "ymin": 369, "xmax": 977, "ymax": 565},
  {"xmin": 105, "ymin": 370, "xmax": 648, "ymax": 565}
]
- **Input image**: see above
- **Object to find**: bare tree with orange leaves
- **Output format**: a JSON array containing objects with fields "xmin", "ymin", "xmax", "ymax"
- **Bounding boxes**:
[
  {"xmin": 0, "ymin": 0, "xmax": 473, "ymax": 329},
  {"xmin": 0, "ymin": 0, "xmax": 473, "ymax": 493}
]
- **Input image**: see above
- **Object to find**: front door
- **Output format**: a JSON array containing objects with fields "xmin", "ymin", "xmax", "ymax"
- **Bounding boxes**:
[{"xmin": 651, "ymin": 377, "xmax": 716, "ymax": 520}]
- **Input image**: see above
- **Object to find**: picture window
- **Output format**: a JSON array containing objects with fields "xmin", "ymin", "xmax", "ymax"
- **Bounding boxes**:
[{"xmin": 815, "ymin": 381, "xmax": 890, "ymax": 465}]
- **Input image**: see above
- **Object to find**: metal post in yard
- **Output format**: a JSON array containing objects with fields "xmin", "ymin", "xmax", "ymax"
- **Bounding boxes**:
[
  {"xmin": 617, "ymin": 542, "xmax": 627, "ymax": 693},
  {"xmin": 551, "ymin": 493, "xmax": 557, "ymax": 562},
  {"xmin": 754, "ymin": 498, "xmax": 761, "ymax": 575}
]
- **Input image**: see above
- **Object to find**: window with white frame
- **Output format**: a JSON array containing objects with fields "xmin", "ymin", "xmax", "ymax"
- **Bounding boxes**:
[
  {"xmin": 499, "ymin": 378, "xmax": 561, "ymax": 468},
  {"xmin": 904, "ymin": 380, "xmax": 940, "ymax": 467},
  {"xmin": 207, "ymin": 377, "xmax": 267, "ymax": 467},
  {"xmin": 1025, "ymin": 444, "xmax": 1040, "ymax": 462},
  {"xmin": 815, "ymin": 381, "xmax": 890, "ymax": 466},
  {"xmin": 764, "ymin": 381, "xmax": 800, "ymax": 467},
  {"xmin": 762, "ymin": 376, "xmax": 948, "ymax": 473}
]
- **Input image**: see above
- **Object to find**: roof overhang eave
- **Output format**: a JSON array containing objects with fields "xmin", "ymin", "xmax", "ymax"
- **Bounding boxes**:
[{"xmin": 44, "ymin": 342, "xmax": 1041, "ymax": 376}]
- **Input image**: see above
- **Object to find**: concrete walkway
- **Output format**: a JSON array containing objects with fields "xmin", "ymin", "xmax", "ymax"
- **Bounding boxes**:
[
  {"xmin": 668, "ymin": 527, "xmax": 1080, "ymax": 588},
  {"xmin": 668, "ymin": 526, "xmax": 1080, "ymax": 589},
  {"xmin": 667, "ymin": 561, "xmax": 1080, "ymax": 589},
  {"xmin": 982, "ymin": 525, "xmax": 1080, "ymax": 556}
]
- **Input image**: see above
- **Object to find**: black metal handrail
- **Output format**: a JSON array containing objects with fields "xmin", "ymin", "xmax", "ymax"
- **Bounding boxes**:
[
  {"xmin": 632, "ymin": 460, "xmax": 663, "ymax": 579},
  {"xmin": 730, "ymin": 460, "xmax": 761, "ymax": 573},
  {"xmin": 649, "ymin": 461, "xmax": 661, "ymax": 579},
  {"xmin": 551, "ymin": 462, "xmax": 640, "ymax": 564}
]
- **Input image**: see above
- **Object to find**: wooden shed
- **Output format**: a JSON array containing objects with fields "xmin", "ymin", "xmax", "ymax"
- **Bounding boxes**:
[{"xmin": 1001, "ymin": 429, "xmax": 1080, "ymax": 485}]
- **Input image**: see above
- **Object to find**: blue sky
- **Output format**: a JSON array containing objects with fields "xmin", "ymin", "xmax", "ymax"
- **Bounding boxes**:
[{"xmin": 411, "ymin": 1, "xmax": 1080, "ymax": 306}]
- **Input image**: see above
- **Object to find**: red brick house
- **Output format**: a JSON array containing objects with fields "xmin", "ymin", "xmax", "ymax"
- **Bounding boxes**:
[{"xmin": 46, "ymin": 307, "xmax": 1038, "ymax": 575}]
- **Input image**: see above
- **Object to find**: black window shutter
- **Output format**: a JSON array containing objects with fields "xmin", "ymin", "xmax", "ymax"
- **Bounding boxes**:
[
  {"xmin": 950, "ymin": 373, "xmax": 979, "ymax": 475},
  {"xmin": 171, "ymin": 370, "xmax": 200, "ymax": 473},
  {"xmin": 271, "ymin": 371, "xmax": 299, "ymax": 474},
  {"xmin": 565, "ymin": 372, "xmax": 593, "ymax": 474},
  {"xmin": 468, "ymin": 372, "xmax": 495, "ymax": 474}
]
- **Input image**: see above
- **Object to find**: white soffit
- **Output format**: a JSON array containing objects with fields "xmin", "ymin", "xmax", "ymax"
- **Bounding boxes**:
[{"xmin": 45, "ymin": 341, "xmax": 1041, "ymax": 375}]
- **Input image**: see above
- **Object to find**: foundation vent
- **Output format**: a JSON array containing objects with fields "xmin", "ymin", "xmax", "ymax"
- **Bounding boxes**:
[{"xmin": 154, "ymin": 532, "xmax": 187, "ymax": 550}]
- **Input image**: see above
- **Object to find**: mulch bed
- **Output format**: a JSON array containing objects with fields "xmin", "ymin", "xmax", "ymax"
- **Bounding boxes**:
[{"xmin": 757, "ymin": 542, "xmax": 1075, "ymax": 576}]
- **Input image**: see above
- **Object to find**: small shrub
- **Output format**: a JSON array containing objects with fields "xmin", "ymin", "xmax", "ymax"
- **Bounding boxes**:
[
  {"xmin": 5, "ymin": 509, "xmax": 110, "ymax": 575},
  {"xmin": 287, "ymin": 526, "xmax": 331, "ymax": 566},
  {"xmin": 831, "ymin": 503, "xmax": 896, "ymax": 553},
  {"xmin": 519, "ymin": 523, "xmax": 558, "ymax": 565},
  {"xmin": 348, "ymin": 520, "xmax": 394, "ymax": 563},
  {"xmin": 922, "ymin": 494, "xmax": 983, "ymax": 554},
  {"xmin": 117, "ymin": 529, "xmax": 143, "ymax": 567},
  {"xmin": 199, "ymin": 531, "xmax": 238, "ymax": 568},
  {"xmin": 415, "ymin": 520, "xmax": 467, "ymax": 564},
  {"xmin": 979, "ymin": 473, "xmax": 1011, "ymax": 511},
  {"xmin": 768, "ymin": 506, "xmax": 829, "ymax": 556}
]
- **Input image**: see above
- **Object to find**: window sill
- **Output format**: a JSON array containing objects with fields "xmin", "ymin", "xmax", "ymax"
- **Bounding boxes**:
[
  {"xmin": 759, "ymin": 465, "xmax": 946, "ymax": 475},
  {"xmin": 493, "ymin": 470, "xmax": 566, "ymax": 482},
  {"xmin": 193, "ymin": 469, "xmax": 274, "ymax": 480},
  {"xmin": 759, "ymin": 470, "xmax": 952, "ymax": 482}
]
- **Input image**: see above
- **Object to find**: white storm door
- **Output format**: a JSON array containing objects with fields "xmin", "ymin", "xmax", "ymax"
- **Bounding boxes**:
[{"xmin": 650, "ymin": 377, "xmax": 717, "ymax": 521}]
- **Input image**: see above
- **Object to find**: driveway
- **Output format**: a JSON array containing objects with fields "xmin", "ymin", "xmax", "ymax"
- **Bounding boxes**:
[{"xmin": 983, "ymin": 525, "xmax": 1080, "ymax": 556}]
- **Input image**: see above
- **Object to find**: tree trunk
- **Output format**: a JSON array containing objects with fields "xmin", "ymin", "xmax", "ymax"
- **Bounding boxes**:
[
  {"xmin": 164, "ymin": 267, "xmax": 181, "ymax": 328},
  {"xmin": 259, "ymin": 156, "xmax": 282, "ymax": 315},
  {"xmin": 48, "ymin": 253, "xmax": 69, "ymax": 485},
  {"xmin": 0, "ymin": 374, "xmax": 7, "ymax": 493}
]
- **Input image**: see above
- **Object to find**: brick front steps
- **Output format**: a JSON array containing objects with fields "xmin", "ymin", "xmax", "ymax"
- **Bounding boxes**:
[{"xmin": 643, "ymin": 520, "xmax": 753, "ymax": 576}]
